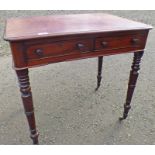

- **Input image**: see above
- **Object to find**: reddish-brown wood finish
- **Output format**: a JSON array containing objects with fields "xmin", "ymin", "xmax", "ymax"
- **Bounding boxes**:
[
  {"xmin": 16, "ymin": 69, "xmax": 39, "ymax": 144},
  {"xmin": 119, "ymin": 51, "xmax": 144, "ymax": 120},
  {"xmin": 6, "ymin": 29, "xmax": 149, "ymax": 69},
  {"xmin": 26, "ymin": 38, "xmax": 94, "ymax": 60},
  {"xmin": 4, "ymin": 13, "xmax": 152, "ymax": 144},
  {"xmin": 4, "ymin": 13, "xmax": 152, "ymax": 41},
  {"xmin": 95, "ymin": 33, "xmax": 146, "ymax": 51}
]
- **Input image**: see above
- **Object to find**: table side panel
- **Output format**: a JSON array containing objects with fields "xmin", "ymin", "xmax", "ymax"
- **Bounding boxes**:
[
  {"xmin": 9, "ymin": 30, "xmax": 149, "ymax": 69},
  {"xmin": 10, "ymin": 42, "xmax": 28, "ymax": 68}
]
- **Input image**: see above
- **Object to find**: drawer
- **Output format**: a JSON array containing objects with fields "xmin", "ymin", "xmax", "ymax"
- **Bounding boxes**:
[
  {"xmin": 26, "ymin": 38, "xmax": 94, "ymax": 60},
  {"xmin": 95, "ymin": 34, "xmax": 146, "ymax": 51}
]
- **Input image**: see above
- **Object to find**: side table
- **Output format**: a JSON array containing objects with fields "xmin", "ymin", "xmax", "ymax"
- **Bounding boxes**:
[{"xmin": 4, "ymin": 13, "xmax": 152, "ymax": 144}]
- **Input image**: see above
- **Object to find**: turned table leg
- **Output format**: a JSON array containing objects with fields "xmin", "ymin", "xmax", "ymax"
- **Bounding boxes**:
[
  {"xmin": 95, "ymin": 56, "xmax": 103, "ymax": 91},
  {"xmin": 120, "ymin": 51, "xmax": 144, "ymax": 120},
  {"xmin": 16, "ymin": 69, "xmax": 39, "ymax": 144}
]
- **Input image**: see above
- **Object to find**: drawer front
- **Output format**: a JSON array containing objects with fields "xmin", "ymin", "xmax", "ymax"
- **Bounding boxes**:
[
  {"xmin": 26, "ymin": 38, "xmax": 94, "ymax": 60},
  {"xmin": 95, "ymin": 34, "xmax": 146, "ymax": 51}
]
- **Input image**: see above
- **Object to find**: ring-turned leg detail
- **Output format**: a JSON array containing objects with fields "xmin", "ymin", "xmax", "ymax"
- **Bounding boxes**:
[
  {"xmin": 119, "ymin": 51, "xmax": 144, "ymax": 120},
  {"xmin": 16, "ymin": 69, "xmax": 39, "ymax": 144},
  {"xmin": 95, "ymin": 56, "xmax": 103, "ymax": 91}
]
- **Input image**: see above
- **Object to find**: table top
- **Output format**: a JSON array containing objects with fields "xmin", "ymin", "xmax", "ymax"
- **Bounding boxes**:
[{"xmin": 4, "ymin": 13, "xmax": 152, "ymax": 41}]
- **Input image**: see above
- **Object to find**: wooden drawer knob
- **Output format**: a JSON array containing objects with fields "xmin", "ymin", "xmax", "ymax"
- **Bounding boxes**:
[
  {"xmin": 34, "ymin": 49, "xmax": 44, "ymax": 57},
  {"xmin": 77, "ymin": 43, "xmax": 85, "ymax": 50},
  {"xmin": 77, "ymin": 43, "xmax": 88, "ymax": 53},
  {"xmin": 131, "ymin": 38, "xmax": 140, "ymax": 45},
  {"xmin": 101, "ymin": 41, "xmax": 108, "ymax": 48}
]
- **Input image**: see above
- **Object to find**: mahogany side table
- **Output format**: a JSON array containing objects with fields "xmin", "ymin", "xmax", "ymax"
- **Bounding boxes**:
[{"xmin": 4, "ymin": 13, "xmax": 152, "ymax": 144}]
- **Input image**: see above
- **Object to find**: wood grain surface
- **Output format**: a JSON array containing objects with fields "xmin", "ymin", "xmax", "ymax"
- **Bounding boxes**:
[{"xmin": 4, "ymin": 13, "xmax": 152, "ymax": 41}]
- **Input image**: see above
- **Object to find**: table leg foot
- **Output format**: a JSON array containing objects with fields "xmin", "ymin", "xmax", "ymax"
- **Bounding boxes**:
[
  {"xmin": 95, "ymin": 56, "xmax": 103, "ymax": 91},
  {"xmin": 30, "ymin": 132, "xmax": 39, "ymax": 144},
  {"xmin": 16, "ymin": 69, "xmax": 39, "ymax": 144},
  {"xmin": 120, "ymin": 51, "xmax": 144, "ymax": 120},
  {"xmin": 119, "ymin": 105, "xmax": 131, "ymax": 121}
]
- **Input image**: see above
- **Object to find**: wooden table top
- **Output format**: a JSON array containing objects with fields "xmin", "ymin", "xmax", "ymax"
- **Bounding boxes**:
[{"xmin": 4, "ymin": 13, "xmax": 152, "ymax": 41}]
